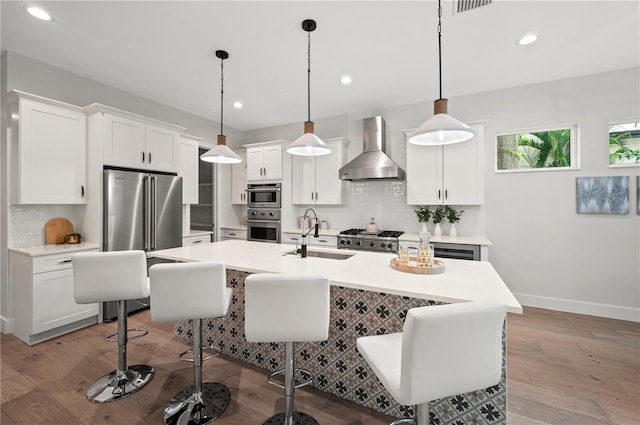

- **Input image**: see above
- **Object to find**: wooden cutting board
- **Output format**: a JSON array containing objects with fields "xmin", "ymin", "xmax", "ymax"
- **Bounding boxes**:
[{"xmin": 45, "ymin": 218, "xmax": 73, "ymax": 245}]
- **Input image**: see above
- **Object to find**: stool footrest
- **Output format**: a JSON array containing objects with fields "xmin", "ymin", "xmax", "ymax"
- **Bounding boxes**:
[
  {"xmin": 105, "ymin": 327, "xmax": 149, "ymax": 343},
  {"xmin": 268, "ymin": 368, "xmax": 313, "ymax": 389},
  {"xmin": 178, "ymin": 346, "xmax": 221, "ymax": 363}
]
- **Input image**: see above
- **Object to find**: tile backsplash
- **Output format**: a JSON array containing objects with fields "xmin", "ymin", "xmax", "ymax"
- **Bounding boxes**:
[{"xmin": 9, "ymin": 205, "xmax": 85, "ymax": 247}]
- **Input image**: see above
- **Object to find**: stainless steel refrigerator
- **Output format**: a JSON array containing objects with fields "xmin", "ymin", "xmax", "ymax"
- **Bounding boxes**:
[{"xmin": 103, "ymin": 168, "xmax": 182, "ymax": 321}]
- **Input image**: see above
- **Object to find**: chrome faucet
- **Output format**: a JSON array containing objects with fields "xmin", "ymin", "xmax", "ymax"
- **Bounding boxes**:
[{"xmin": 300, "ymin": 208, "xmax": 319, "ymax": 258}]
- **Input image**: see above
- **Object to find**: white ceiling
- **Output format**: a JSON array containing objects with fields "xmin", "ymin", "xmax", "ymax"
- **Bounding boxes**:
[{"xmin": 2, "ymin": 1, "xmax": 638, "ymax": 131}]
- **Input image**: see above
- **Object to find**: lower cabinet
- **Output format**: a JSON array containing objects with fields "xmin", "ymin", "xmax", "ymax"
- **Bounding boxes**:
[
  {"xmin": 220, "ymin": 228, "xmax": 247, "ymax": 241},
  {"xmin": 9, "ymin": 248, "xmax": 100, "ymax": 345},
  {"xmin": 182, "ymin": 233, "xmax": 212, "ymax": 246},
  {"xmin": 281, "ymin": 232, "xmax": 337, "ymax": 248}
]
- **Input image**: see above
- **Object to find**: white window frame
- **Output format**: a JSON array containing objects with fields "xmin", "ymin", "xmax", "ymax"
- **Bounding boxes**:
[
  {"xmin": 495, "ymin": 123, "xmax": 579, "ymax": 173},
  {"xmin": 608, "ymin": 118, "xmax": 640, "ymax": 168}
]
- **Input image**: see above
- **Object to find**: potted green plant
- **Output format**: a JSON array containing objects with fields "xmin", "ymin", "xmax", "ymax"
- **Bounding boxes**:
[
  {"xmin": 432, "ymin": 205, "xmax": 446, "ymax": 236},
  {"xmin": 414, "ymin": 206, "xmax": 432, "ymax": 233},
  {"xmin": 445, "ymin": 206, "xmax": 464, "ymax": 236}
]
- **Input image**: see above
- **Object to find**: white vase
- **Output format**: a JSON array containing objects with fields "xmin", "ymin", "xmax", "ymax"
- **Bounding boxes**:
[
  {"xmin": 434, "ymin": 223, "xmax": 442, "ymax": 236},
  {"xmin": 449, "ymin": 223, "xmax": 457, "ymax": 237},
  {"xmin": 420, "ymin": 222, "xmax": 428, "ymax": 233}
]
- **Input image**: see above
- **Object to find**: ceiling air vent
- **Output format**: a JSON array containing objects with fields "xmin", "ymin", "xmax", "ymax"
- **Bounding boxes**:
[{"xmin": 455, "ymin": 0, "xmax": 493, "ymax": 14}]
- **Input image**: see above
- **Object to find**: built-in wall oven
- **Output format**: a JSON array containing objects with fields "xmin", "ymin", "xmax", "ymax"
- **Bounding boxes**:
[
  {"xmin": 247, "ymin": 183, "xmax": 281, "ymax": 208},
  {"xmin": 247, "ymin": 207, "xmax": 281, "ymax": 243},
  {"xmin": 246, "ymin": 182, "xmax": 282, "ymax": 243}
]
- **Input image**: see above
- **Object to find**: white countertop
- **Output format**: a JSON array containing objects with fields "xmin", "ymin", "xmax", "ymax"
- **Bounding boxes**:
[
  {"xmin": 183, "ymin": 229, "xmax": 214, "ymax": 237},
  {"xmin": 282, "ymin": 228, "xmax": 340, "ymax": 237},
  {"xmin": 8, "ymin": 243, "xmax": 101, "ymax": 257},
  {"xmin": 149, "ymin": 240, "xmax": 521, "ymax": 314},
  {"xmin": 219, "ymin": 225, "xmax": 247, "ymax": 232},
  {"xmin": 399, "ymin": 234, "xmax": 492, "ymax": 246}
]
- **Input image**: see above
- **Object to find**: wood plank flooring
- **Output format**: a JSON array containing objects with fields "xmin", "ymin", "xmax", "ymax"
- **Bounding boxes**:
[{"xmin": 1, "ymin": 306, "xmax": 638, "ymax": 424}]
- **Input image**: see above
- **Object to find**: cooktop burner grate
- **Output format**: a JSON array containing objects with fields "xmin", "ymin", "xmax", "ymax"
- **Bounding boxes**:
[{"xmin": 339, "ymin": 229, "xmax": 404, "ymax": 238}]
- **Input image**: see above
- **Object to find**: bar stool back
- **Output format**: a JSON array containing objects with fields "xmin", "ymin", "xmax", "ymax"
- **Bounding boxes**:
[
  {"xmin": 244, "ymin": 273, "xmax": 329, "ymax": 425},
  {"xmin": 72, "ymin": 250, "xmax": 154, "ymax": 403},
  {"xmin": 356, "ymin": 299, "xmax": 506, "ymax": 425},
  {"xmin": 149, "ymin": 261, "xmax": 233, "ymax": 425}
]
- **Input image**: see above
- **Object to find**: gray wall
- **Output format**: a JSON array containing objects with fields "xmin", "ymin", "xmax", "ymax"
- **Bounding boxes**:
[{"xmin": 242, "ymin": 68, "xmax": 640, "ymax": 322}]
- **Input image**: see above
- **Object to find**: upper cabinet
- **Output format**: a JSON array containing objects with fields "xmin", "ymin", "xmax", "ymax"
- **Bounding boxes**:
[
  {"xmin": 231, "ymin": 150, "xmax": 247, "ymax": 205},
  {"xmin": 179, "ymin": 134, "xmax": 202, "ymax": 205},
  {"xmin": 245, "ymin": 141, "xmax": 284, "ymax": 181},
  {"xmin": 406, "ymin": 122, "xmax": 486, "ymax": 205},
  {"xmin": 103, "ymin": 113, "xmax": 180, "ymax": 172},
  {"xmin": 291, "ymin": 138, "xmax": 349, "ymax": 205},
  {"xmin": 5, "ymin": 91, "xmax": 87, "ymax": 204}
]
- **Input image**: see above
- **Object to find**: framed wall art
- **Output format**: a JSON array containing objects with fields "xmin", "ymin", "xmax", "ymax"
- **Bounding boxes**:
[{"xmin": 576, "ymin": 176, "xmax": 629, "ymax": 215}]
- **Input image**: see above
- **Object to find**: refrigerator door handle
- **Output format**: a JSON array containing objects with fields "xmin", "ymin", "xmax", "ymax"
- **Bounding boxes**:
[
  {"xmin": 144, "ymin": 175, "xmax": 151, "ymax": 251},
  {"xmin": 151, "ymin": 176, "xmax": 157, "ymax": 251}
]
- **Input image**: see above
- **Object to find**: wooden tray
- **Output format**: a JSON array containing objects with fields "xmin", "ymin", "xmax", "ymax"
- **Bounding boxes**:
[{"xmin": 390, "ymin": 257, "xmax": 446, "ymax": 275}]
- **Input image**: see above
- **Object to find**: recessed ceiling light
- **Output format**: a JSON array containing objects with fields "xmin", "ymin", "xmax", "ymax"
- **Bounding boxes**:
[
  {"xmin": 233, "ymin": 102, "xmax": 243, "ymax": 109},
  {"xmin": 25, "ymin": 6, "xmax": 52, "ymax": 21},
  {"xmin": 516, "ymin": 33, "xmax": 538, "ymax": 46},
  {"xmin": 340, "ymin": 75, "xmax": 352, "ymax": 85}
]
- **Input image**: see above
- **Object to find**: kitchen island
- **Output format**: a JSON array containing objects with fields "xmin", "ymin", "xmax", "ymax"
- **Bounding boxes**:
[{"xmin": 150, "ymin": 240, "xmax": 521, "ymax": 424}]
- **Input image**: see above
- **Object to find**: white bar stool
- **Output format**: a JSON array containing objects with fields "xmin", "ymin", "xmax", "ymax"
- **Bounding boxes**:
[
  {"xmin": 244, "ymin": 273, "xmax": 329, "ymax": 425},
  {"xmin": 149, "ymin": 261, "xmax": 233, "ymax": 425},
  {"xmin": 357, "ymin": 299, "xmax": 506, "ymax": 425},
  {"xmin": 71, "ymin": 250, "xmax": 154, "ymax": 403}
]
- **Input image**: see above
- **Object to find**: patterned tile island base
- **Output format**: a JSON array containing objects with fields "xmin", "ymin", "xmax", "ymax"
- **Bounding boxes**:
[{"xmin": 175, "ymin": 269, "xmax": 507, "ymax": 425}]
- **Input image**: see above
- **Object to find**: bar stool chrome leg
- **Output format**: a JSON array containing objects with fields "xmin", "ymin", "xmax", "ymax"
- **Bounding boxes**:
[
  {"xmin": 163, "ymin": 319, "xmax": 231, "ymax": 425},
  {"xmin": 263, "ymin": 342, "xmax": 318, "ymax": 425},
  {"xmin": 87, "ymin": 300, "xmax": 154, "ymax": 403}
]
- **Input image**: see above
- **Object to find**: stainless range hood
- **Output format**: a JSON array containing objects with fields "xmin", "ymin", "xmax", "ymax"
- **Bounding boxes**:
[{"xmin": 339, "ymin": 116, "xmax": 405, "ymax": 181}]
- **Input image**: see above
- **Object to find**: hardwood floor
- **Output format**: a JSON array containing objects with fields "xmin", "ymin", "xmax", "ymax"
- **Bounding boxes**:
[{"xmin": 1, "ymin": 306, "xmax": 638, "ymax": 424}]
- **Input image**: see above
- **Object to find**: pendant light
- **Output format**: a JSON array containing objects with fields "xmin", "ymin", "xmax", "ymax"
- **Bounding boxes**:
[
  {"xmin": 201, "ymin": 50, "xmax": 242, "ymax": 164},
  {"xmin": 408, "ymin": 0, "xmax": 474, "ymax": 146},
  {"xmin": 286, "ymin": 19, "xmax": 331, "ymax": 156}
]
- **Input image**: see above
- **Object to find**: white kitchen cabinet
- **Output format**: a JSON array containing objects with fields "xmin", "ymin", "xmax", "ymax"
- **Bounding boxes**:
[
  {"xmin": 179, "ymin": 134, "xmax": 201, "ymax": 204},
  {"xmin": 220, "ymin": 228, "xmax": 247, "ymax": 241},
  {"xmin": 9, "ymin": 247, "xmax": 100, "ymax": 345},
  {"xmin": 245, "ymin": 141, "xmax": 284, "ymax": 181},
  {"xmin": 182, "ymin": 233, "xmax": 211, "ymax": 246},
  {"xmin": 5, "ymin": 91, "xmax": 87, "ymax": 204},
  {"xmin": 231, "ymin": 150, "xmax": 248, "ymax": 204},
  {"xmin": 406, "ymin": 123, "xmax": 485, "ymax": 205},
  {"xmin": 291, "ymin": 138, "xmax": 349, "ymax": 205},
  {"xmin": 281, "ymin": 232, "xmax": 337, "ymax": 248},
  {"xmin": 102, "ymin": 112, "xmax": 181, "ymax": 173}
]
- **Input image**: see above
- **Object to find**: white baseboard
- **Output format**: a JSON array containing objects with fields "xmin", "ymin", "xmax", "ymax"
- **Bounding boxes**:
[
  {"xmin": 1, "ymin": 315, "xmax": 13, "ymax": 334},
  {"xmin": 513, "ymin": 293, "xmax": 640, "ymax": 323}
]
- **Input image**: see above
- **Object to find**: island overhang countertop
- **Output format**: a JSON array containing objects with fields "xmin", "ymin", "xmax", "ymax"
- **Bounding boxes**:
[{"xmin": 149, "ymin": 239, "xmax": 522, "ymax": 314}]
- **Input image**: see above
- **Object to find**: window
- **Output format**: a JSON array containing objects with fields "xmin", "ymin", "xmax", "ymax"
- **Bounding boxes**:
[
  {"xmin": 496, "ymin": 125, "xmax": 578, "ymax": 172},
  {"xmin": 609, "ymin": 121, "xmax": 640, "ymax": 167}
]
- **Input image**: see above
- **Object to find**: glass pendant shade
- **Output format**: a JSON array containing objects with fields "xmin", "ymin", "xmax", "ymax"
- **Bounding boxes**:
[
  {"xmin": 200, "ymin": 135, "xmax": 242, "ymax": 164},
  {"xmin": 408, "ymin": 103, "xmax": 474, "ymax": 145},
  {"xmin": 286, "ymin": 121, "xmax": 331, "ymax": 156}
]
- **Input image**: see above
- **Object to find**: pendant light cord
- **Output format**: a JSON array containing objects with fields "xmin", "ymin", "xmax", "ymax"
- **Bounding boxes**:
[
  {"xmin": 438, "ymin": 0, "xmax": 443, "ymax": 100},
  {"xmin": 220, "ymin": 56, "xmax": 224, "ymax": 135},
  {"xmin": 307, "ymin": 29, "xmax": 311, "ymax": 122}
]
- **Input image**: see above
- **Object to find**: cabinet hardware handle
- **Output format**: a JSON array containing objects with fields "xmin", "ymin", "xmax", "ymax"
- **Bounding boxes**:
[
  {"xmin": 445, "ymin": 189, "xmax": 448, "ymax": 199},
  {"xmin": 58, "ymin": 259, "xmax": 72, "ymax": 264},
  {"xmin": 81, "ymin": 185, "xmax": 85, "ymax": 197},
  {"xmin": 141, "ymin": 152, "xmax": 145, "ymax": 163},
  {"xmin": 438, "ymin": 189, "xmax": 441, "ymax": 199},
  {"xmin": 316, "ymin": 192, "xmax": 318, "ymax": 200},
  {"xmin": 148, "ymin": 153, "xmax": 152, "ymax": 163},
  {"xmin": 318, "ymin": 239, "xmax": 327, "ymax": 243},
  {"xmin": 192, "ymin": 240, "xmax": 202, "ymax": 244},
  {"xmin": 228, "ymin": 233, "xmax": 235, "ymax": 236},
  {"xmin": 311, "ymin": 192, "xmax": 314, "ymax": 200}
]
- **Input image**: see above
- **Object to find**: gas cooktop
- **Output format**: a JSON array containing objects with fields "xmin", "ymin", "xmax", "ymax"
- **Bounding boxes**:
[{"xmin": 338, "ymin": 228, "xmax": 404, "ymax": 252}]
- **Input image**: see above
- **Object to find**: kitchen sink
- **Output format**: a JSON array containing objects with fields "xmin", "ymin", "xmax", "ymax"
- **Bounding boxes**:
[{"xmin": 285, "ymin": 249, "xmax": 354, "ymax": 260}]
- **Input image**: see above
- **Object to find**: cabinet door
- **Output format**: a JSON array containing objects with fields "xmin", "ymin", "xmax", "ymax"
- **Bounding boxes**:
[
  {"xmin": 32, "ymin": 269, "xmax": 98, "ymax": 334},
  {"xmin": 442, "ymin": 126, "xmax": 484, "ymax": 205},
  {"xmin": 263, "ymin": 145, "xmax": 283, "ymax": 180},
  {"xmin": 406, "ymin": 143, "xmax": 442, "ymax": 205},
  {"xmin": 314, "ymin": 142, "xmax": 346, "ymax": 205},
  {"xmin": 291, "ymin": 156, "xmax": 315, "ymax": 204},
  {"xmin": 231, "ymin": 151, "xmax": 247, "ymax": 204},
  {"xmin": 18, "ymin": 100, "xmax": 86, "ymax": 204},
  {"xmin": 246, "ymin": 147, "xmax": 265, "ymax": 181},
  {"xmin": 179, "ymin": 138, "xmax": 199, "ymax": 204},
  {"xmin": 146, "ymin": 125, "xmax": 179, "ymax": 172},
  {"xmin": 104, "ymin": 113, "xmax": 146, "ymax": 169}
]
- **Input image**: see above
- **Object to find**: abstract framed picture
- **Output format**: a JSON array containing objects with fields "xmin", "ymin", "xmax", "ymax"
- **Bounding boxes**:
[{"xmin": 576, "ymin": 176, "xmax": 629, "ymax": 214}]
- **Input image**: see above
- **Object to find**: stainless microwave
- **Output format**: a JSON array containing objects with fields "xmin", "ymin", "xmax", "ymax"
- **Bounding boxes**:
[{"xmin": 247, "ymin": 183, "xmax": 281, "ymax": 208}]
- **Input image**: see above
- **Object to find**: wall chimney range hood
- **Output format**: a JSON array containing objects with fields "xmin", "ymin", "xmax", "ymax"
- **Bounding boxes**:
[{"xmin": 339, "ymin": 116, "xmax": 405, "ymax": 181}]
